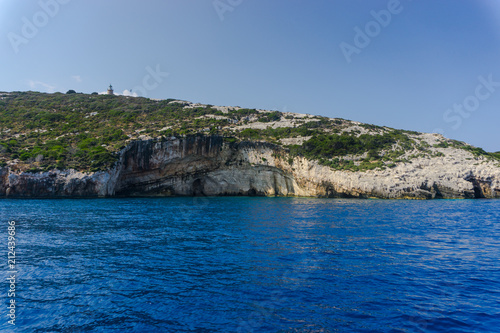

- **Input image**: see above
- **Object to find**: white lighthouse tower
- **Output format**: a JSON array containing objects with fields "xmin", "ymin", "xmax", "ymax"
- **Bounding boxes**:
[{"xmin": 107, "ymin": 84, "xmax": 114, "ymax": 95}]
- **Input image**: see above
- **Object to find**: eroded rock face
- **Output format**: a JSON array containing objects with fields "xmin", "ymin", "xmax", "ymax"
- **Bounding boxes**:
[
  {"xmin": 113, "ymin": 137, "xmax": 304, "ymax": 197},
  {"xmin": 0, "ymin": 136, "xmax": 499, "ymax": 199},
  {"xmin": 0, "ymin": 169, "xmax": 109, "ymax": 198}
]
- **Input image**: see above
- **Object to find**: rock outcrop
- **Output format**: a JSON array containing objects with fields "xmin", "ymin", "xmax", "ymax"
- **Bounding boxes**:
[{"xmin": 1, "ymin": 135, "xmax": 499, "ymax": 199}]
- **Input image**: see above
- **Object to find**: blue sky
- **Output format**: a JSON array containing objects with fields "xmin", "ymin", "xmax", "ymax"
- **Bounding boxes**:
[{"xmin": 1, "ymin": 0, "xmax": 499, "ymax": 151}]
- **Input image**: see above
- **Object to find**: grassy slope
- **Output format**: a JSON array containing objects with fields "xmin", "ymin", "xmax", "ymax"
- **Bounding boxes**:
[{"xmin": 0, "ymin": 91, "xmax": 497, "ymax": 173}]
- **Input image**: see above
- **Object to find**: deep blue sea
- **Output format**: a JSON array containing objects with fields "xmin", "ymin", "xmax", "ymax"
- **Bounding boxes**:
[{"xmin": 1, "ymin": 198, "xmax": 499, "ymax": 332}]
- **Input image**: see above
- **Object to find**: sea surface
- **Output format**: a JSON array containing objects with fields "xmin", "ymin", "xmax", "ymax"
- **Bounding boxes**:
[{"xmin": 1, "ymin": 198, "xmax": 499, "ymax": 332}]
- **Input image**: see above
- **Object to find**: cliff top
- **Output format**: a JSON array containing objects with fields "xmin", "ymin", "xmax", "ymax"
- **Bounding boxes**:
[{"xmin": 1, "ymin": 91, "xmax": 499, "ymax": 173}]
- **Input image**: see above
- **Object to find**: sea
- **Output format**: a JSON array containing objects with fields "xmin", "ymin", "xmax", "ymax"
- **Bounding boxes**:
[{"xmin": 0, "ymin": 198, "xmax": 499, "ymax": 332}]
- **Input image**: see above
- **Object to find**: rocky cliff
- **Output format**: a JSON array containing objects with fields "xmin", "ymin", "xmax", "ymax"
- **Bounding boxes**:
[{"xmin": 2, "ymin": 135, "xmax": 499, "ymax": 199}]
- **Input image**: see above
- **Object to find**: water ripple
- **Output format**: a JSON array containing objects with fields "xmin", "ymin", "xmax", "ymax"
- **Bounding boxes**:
[{"xmin": 0, "ymin": 198, "xmax": 499, "ymax": 332}]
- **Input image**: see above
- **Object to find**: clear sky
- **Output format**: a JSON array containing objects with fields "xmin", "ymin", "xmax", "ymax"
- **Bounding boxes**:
[{"xmin": 1, "ymin": 0, "xmax": 499, "ymax": 151}]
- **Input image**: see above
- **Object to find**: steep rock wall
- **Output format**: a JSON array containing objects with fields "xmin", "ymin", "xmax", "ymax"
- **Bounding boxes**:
[{"xmin": 0, "ymin": 136, "xmax": 499, "ymax": 199}]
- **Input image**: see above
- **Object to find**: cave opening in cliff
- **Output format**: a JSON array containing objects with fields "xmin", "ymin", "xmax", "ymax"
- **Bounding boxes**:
[{"xmin": 192, "ymin": 179, "xmax": 205, "ymax": 196}]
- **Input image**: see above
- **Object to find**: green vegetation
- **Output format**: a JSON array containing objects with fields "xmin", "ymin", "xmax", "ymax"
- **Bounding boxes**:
[
  {"xmin": 0, "ymin": 91, "xmax": 497, "ymax": 173},
  {"xmin": 258, "ymin": 111, "xmax": 281, "ymax": 123},
  {"xmin": 433, "ymin": 141, "xmax": 449, "ymax": 148},
  {"xmin": 431, "ymin": 139, "xmax": 500, "ymax": 161},
  {"xmin": 291, "ymin": 131, "xmax": 413, "ymax": 158},
  {"xmin": 285, "ymin": 130, "xmax": 416, "ymax": 171},
  {"xmin": 460, "ymin": 145, "xmax": 500, "ymax": 160},
  {"xmin": 0, "ymin": 92, "xmax": 232, "ymax": 171}
]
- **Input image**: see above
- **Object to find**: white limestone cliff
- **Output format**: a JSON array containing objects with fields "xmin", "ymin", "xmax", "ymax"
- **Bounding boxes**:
[{"xmin": 1, "ymin": 135, "xmax": 498, "ymax": 199}]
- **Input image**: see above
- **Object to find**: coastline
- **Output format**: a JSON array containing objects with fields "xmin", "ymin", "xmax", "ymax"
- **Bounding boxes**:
[{"xmin": 2, "ymin": 136, "xmax": 499, "ymax": 199}]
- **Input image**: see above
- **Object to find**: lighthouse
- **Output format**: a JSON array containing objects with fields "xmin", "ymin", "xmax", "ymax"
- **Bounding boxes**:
[{"xmin": 107, "ymin": 84, "xmax": 114, "ymax": 95}]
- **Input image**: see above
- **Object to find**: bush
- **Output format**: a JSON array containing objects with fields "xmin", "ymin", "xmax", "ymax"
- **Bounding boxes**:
[
  {"xmin": 433, "ymin": 141, "xmax": 449, "ymax": 148},
  {"xmin": 239, "ymin": 128, "xmax": 261, "ymax": 139},
  {"xmin": 490, "ymin": 152, "xmax": 500, "ymax": 160},
  {"xmin": 0, "ymin": 90, "xmax": 491, "ymax": 173},
  {"xmin": 258, "ymin": 111, "xmax": 281, "ymax": 123}
]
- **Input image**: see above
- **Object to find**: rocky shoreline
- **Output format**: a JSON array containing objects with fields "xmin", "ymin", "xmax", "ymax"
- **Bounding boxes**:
[{"xmin": 1, "ymin": 135, "xmax": 499, "ymax": 199}]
